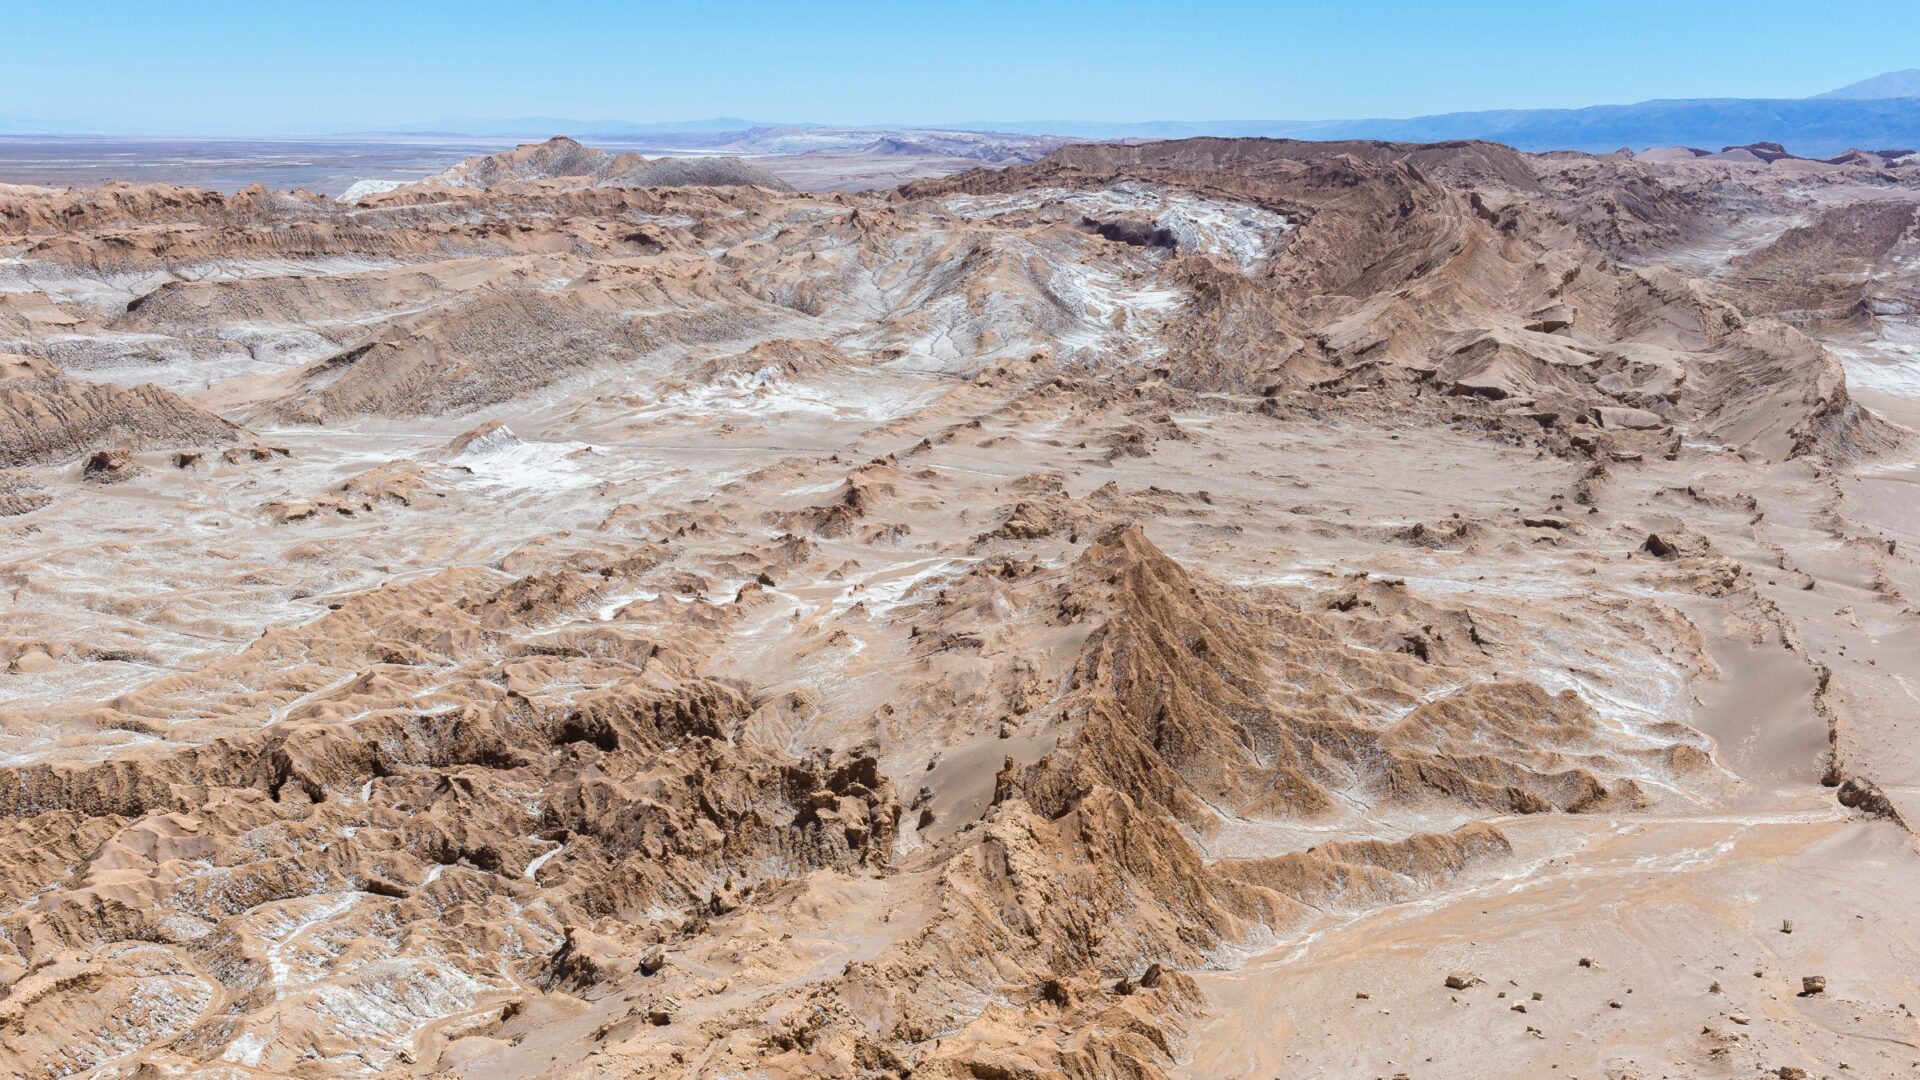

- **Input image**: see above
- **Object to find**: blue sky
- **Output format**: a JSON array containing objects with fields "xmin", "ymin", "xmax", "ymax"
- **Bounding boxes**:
[{"xmin": 6, "ymin": 0, "xmax": 1918, "ymax": 132}]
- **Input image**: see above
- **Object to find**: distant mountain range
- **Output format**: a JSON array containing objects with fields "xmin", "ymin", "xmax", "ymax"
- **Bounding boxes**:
[
  {"xmin": 1814, "ymin": 68, "xmax": 1920, "ymax": 99},
  {"xmin": 945, "ymin": 70, "xmax": 1920, "ymax": 156},
  {"xmin": 5, "ymin": 71, "xmax": 1919, "ymax": 157},
  {"xmin": 953, "ymin": 95, "xmax": 1920, "ymax": 156}
]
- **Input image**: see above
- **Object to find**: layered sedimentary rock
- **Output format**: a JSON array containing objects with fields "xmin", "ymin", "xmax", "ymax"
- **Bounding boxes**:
[{"xmin": 0, "ymin": 136, "xmax": 1917, "ymax": 1078}]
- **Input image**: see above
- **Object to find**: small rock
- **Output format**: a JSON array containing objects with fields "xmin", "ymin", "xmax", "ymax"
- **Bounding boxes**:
[
  {"xmin": 1709, "ymin": 981, "xmax": 1722, "ymax": 994},
  {"xmin": 1445, "ymin": 971, "xmax": 1483, "ymax": 990},
  {"xmin": 1799, "ymin": 975, "xmax": 1826, "ymax": 996},
  {"xmin": 1730, "ymin": 1013, "xmax": 1751, "ymax": 1025},
  {"xmin": 1595, "ymin": 405, "xmax": 1666, "ymax": 431},
  {"xmin": 82, "ymin": 448, "xmax": 142, "ymax": 484},
  {"xmin": 223, "ymin": 443, "xmax": 291, "ymax": 463},
  {"xmin": 1511, "ymin": 1003, "xmax": 1528, "ymax": 1013},
  {"xmin": 1038, "ymin": 977, "xmax": 1071, "ymax": 1006},
  {"xmin": 1778, "ymin": 1068, "xmax": 1807, "ymax": 1080},
  {"xmin": 1780, "ymin": 918, "xmax": 1794, "ymax": 934},
  {"xmin": 1838, "ymin": 777, "xmax": 1901, "ymax": 819},
  {"xmin": 1526, "ymin": 304, "xmax": 1574, "ymax": 333},
  {"xmin": 1531, "ymin": 991, "xmax": 1544, "ymax": 1001},
  {"xmin": 1577, "ymin": 956, "xmax": 1596, "ymax": 968},
  {"xmin": 1607, "ymin": 999, "xmax": 1623, "ymax": 1009}
]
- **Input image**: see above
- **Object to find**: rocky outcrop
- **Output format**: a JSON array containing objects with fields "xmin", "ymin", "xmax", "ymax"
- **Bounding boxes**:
[
  {"xmin": 0, "ymin": 354, "xmax": 243, "ymax": 467},
  {"xmin": 420, "ymin": 136, "xmax": 795, "ymax": 193}
]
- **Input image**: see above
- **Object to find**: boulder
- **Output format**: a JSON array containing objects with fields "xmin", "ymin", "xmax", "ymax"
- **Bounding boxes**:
[
  {"xmin": 82, "ymin": 448, "xmax": 142, "ymax": 484},
  {"xmin": 1594, "ymin": 406, "xmax": 1666, "ymax": 431}
]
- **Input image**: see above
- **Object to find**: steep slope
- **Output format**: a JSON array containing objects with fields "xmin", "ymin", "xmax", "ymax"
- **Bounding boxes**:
[{"xmin": 0, "ymin": 353, "xmax": 244, "ymax": 467}]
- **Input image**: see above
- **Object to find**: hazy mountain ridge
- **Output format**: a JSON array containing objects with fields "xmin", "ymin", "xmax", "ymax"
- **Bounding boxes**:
[
  {"xmin": 6, "ymin": 70, "xmax": 1920, "ymax": 156},
  {"xmin": 1816, "ymin": 68, "xmax": 1920, "ymax": 99},
  {"xmin": 951, "ymin": 75, "xmax": 1920, "ymax": 155}
]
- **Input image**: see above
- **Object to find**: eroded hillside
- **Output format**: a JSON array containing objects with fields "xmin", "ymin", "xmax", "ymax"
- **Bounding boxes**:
[{"xmin": 1, "ymin": 137, "xmax": 1918, "ymax": 1079}]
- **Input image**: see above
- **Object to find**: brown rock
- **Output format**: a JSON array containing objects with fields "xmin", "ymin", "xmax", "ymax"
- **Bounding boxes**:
[{"xmin": 81, "ymin": 448, "xmax": 142, "ymax": 484}]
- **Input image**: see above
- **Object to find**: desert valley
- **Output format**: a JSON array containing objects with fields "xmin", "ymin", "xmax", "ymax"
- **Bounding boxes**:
[{"xmin": 0, "ymin": 116, "xmax": 1918, "ymax": 1079}]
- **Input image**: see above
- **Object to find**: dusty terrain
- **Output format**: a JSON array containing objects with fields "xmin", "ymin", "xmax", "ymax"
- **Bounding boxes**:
[
  {"xmin": 0, "ymin": 129, "xmax": 1063, "ymax": 198},
  {"xmin": 1, "ymin": 135, "xmax": 1918, "ymax": 1079}
]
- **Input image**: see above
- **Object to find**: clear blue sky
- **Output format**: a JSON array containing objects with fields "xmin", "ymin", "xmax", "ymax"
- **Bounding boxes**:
[{"xmin": 6, "ymin": 0, "xmax": 1918, "ymax": 132}]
